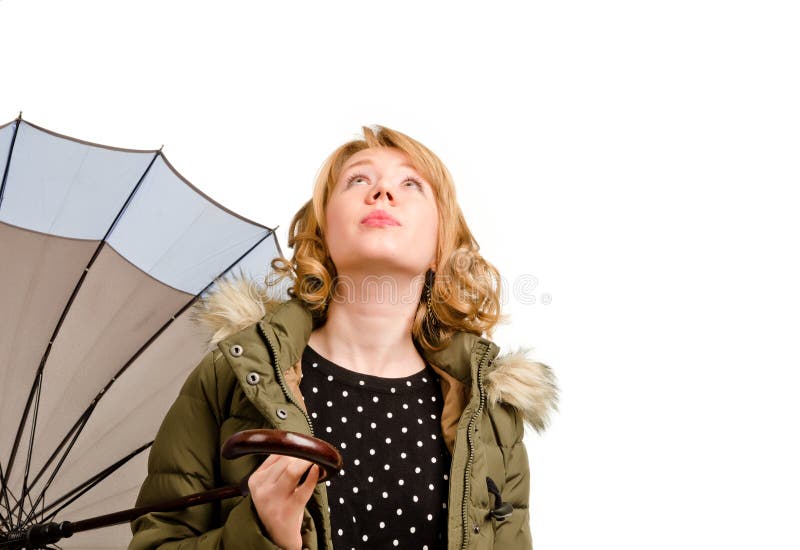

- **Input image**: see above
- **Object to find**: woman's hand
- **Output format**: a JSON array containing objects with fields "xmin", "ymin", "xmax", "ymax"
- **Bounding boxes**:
[{"xmin": 247, "ymin": 454, "xmax": 320, "ymax": 550}]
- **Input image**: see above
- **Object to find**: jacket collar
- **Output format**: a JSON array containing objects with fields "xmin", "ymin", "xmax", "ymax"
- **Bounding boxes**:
[
  {"xmin": 256, "ymin": 297, "xmax": 313, "ymax": 377},
  {"xmin": 422, "ymin": 330, "xmax": 498, "ymax": 385},
  {"xmin": 192, "ymin": 275, "xmax": 558, "ymax": 433},
  {"xmin": 255, "ymin": 295, "xmax": 498, "ymax": 386}
]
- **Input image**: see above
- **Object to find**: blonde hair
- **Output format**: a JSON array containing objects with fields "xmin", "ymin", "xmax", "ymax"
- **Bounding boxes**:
[{"xmin": 269, "ymin": 125, "xmax": 505, "ymax": 352}]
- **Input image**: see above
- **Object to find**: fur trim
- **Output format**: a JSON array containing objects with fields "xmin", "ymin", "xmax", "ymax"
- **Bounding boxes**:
[
  {"xmin": 190, "ymin": 275, "xmax": 279, "ymax": 348},
  {"xmin": 192, "ymin": 275, "xmax": 559, "ymax": 431},
  {"xmin": 485, "ymin": 347, "xmax": 559, "ymax": 433}
]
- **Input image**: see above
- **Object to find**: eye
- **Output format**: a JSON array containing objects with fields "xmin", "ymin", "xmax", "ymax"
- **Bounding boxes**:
[
  {"xmin": 403, "ymin": 176, "xmax": 424, "ymax": 190},
  {"xmin": 344, "ymin": 173, "xmax": 369, "ymax": 187}
]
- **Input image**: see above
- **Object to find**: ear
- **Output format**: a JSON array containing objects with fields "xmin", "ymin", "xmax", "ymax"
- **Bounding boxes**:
[{"xmin": 427, "ymin": 247, "xmax": 438, "ymax": 272}]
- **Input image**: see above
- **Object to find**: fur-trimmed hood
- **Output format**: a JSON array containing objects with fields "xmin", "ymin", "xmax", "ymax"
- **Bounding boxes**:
[{"xmin": 191, "ymin": 276, "xmax": 558, "ymax": 433}]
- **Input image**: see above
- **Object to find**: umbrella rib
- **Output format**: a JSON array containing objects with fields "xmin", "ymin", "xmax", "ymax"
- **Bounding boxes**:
[
  {"xmin": 0, "ymin": 470, "xmax": 22, "ymax": 532},
  {"xmin": 98, "ymin": 149, "xmax": 162, "ymax": 243},
  {"xmin": 17, "ymin": 411, "xmax": 93, "ymax": 527},
  {"xmin": 0, "ymin": 376, "xmax": 39, "ymax": 527},
  {"xmin": 0, "ymin": 114, "xmax": 22, "ymax": 212},
  {"xmin": 0, "ymin": 115, "xmax": 23, "ymax": 528},
  {"xmin": 0, "ymin": 150, "xmax": 161, "ymax": 525},
  {"xmin": 21, "ymin": 371, "xmax": 44, "ymax": 496},
  {"xmin": 271, "ymin": 226, "xmax": 284, "ymax": 259},
  {"xmin": 10, "ymin": 404, "xmax": 93, "ymax": 520},
  {"xmin": 15, "ymin": 229, "xmax": 274, "ymax": 526},
  {"xmin": 39, "ymin": 442, "xmax": 152, "ymax": 523},
  {"xmin": 0, "ymin": 464, "xmax": 13, "ymax": 531},
  {"xmin": 16, "ymin": 370, "xmax": 44, "ymax": 526}
]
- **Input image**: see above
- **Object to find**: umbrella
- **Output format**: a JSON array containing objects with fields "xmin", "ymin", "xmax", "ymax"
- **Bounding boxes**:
[{"xmin": 0, "ymin": 114, "xmax": 288, "ymax": 548}]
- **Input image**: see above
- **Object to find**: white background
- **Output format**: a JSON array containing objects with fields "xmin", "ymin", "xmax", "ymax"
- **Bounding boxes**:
[{"xmin": 1, "ymin": 1, "xmax": 799, "ymax": 548}]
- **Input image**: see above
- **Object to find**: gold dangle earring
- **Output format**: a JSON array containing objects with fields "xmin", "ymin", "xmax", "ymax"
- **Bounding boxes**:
[{"xmin": 425, "ymin": 269, "xmax": 437, "ymax": 325}]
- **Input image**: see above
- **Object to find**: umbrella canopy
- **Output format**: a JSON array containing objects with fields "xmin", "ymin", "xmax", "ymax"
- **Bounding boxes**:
[{"xmin": 0, "ymin": 116, "xmax": 285, "ymax": 548}]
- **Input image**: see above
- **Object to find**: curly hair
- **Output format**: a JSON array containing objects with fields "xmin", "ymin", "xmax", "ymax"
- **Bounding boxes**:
[{"xmin": 269, "ymin": 125, "xmax": 506, "ymax": 353}]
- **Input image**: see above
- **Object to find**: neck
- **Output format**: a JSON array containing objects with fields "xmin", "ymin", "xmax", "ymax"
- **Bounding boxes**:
[{"xmin": 308, "ymin": 270, "xmax": 427, "ymax": 378}]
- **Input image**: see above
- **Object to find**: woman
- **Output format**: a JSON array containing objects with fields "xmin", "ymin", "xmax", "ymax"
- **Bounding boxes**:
[{"xmin": 129, "ymin": 126, "xmax": 558, "ymax": 549}]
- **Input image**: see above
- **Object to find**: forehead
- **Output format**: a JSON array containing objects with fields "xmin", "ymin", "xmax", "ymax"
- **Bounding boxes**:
[{"xmin": 340, "ymin": 147, "xmax": 418, "ymax": 174}]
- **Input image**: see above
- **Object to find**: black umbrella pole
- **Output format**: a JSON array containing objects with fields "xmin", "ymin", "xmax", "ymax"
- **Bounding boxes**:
[{"xmin": 0, "ymin": 485, "xmax": 242, "ymax": 549}]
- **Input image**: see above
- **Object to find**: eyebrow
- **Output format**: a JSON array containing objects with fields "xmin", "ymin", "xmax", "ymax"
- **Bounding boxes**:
[{"xmin": 343, "ymin": 159, "xmax": 418, "ymax": 172}]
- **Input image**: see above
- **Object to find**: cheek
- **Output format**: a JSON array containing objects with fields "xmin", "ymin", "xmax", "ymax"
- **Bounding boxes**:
[
  {"xmin": 322, "ymin": 202, "xmax": 349, "ymax": 254},
  {"xmin": 416, "ymin": 208, "xmax": 440, "ymax": 255},
  {"xmin": 322, "ymin": 206, "xmax": 339, "ymax": 252}
]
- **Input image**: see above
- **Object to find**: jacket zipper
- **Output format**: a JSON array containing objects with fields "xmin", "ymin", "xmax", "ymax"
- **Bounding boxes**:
[
  {"xmin": 259, "ymin": 323, "xmax": 315, "ymax": 436},
  {"xmin": 261, "ymin": 325, "xmax": 335, "ymax": 550},
  {"xmin": 460, "ymin": 344, "xmax": 492, "ymax": 550}
]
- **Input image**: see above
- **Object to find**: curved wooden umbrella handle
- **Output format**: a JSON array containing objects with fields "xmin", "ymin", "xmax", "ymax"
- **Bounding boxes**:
[
  {"xmin": 222, "ymin": 429, "xmax": 343, "ymax": 483},
  {"xmin": 0, "ymin": 430, "xmax": 345, "ymax": 546}
]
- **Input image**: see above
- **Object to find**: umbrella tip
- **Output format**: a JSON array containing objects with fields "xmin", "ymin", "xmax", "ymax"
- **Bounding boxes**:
[
  {"xmin": 159, "ymin": 144, "xmax": 164, "ymax": 152},
  {"xmin": 17, "ymin": 111, "xmax": 23, "ymax": 120}
]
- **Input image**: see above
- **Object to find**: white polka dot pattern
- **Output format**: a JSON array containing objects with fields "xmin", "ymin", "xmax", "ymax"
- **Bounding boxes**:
[{"xmin": 301, "ymin": 345, "xmax": 449, "ymax": 549}]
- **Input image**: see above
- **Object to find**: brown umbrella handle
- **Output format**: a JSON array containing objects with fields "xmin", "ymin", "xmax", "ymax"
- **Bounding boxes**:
[
  {"xmin": 0, "ymin": 430, "xmax": 343, "ymax": 548},
  {"xmin": 222, "ymin": 429, "xmax": 343, "ymax": 483}
]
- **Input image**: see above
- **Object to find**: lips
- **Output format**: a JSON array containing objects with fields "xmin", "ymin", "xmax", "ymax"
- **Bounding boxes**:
[{"xmin": 361, "ymin": 209, "xmax": 401, "ymax": 226}]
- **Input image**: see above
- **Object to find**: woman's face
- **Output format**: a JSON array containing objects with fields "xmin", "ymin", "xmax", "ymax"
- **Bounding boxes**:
[{"xmin": 324, "ymin": 147, "xmax": 439, "ymax": 281}]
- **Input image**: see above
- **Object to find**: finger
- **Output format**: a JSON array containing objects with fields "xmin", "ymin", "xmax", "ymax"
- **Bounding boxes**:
[
  {"xmin": 249, "ymin": 455, "xmax": 291, "ymax": 495},
  {"xmin": 274, "ymin": 457, "xmax": 314, "ymax": 492},
  {"xmin": 294, "ymin": 464, "xmax": 319, "ymax": 503},
  {"xmin": 261, "ymin": 455, "xmax": 293, "ymax": 485},
  {"xmin": 285, "ymin": 457, "xmax": 315, "ymax": 480},
  {"xmin": 254, "ymin": 453, "xmax": 281, "ymax": 473}
]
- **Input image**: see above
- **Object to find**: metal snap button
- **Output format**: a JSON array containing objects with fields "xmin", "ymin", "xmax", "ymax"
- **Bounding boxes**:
[
  {"xmin": 246, "ymin": 372, "xmax": 260, "ymax": 385},
  {"xmin": 230, "ymin": 344, "xmax": 244, "ymax": 357},
  {"xmin": 277, "ymin": 408, "xmax": 288, "ymax": 419},
  {"xmin": 473, "ymin": 525, "xmax": 480, "ymax": 534}
]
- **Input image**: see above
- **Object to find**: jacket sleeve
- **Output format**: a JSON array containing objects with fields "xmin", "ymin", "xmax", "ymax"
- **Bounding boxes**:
[
  {"xmin": 490, "ymin": 405, "xmax": 533, "ymax": 549},
  {"xmin": 128, "ymin": 350, "xmax": 281, "ymax": 550}
]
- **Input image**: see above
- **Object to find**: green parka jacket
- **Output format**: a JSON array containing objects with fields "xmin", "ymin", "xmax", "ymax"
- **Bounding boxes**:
[{"xmin": 129, "ymin": 279, "xmax": 558, "ymax": 550}]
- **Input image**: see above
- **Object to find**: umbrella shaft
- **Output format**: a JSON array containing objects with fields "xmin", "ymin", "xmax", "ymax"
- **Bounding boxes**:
[
  {"xmin": 70, "ymin": 485, "xmax": 242, "ymax": 533},
  {"xmin": 0, "ymin": 485, "xmax": 242, "ymax": 548}
]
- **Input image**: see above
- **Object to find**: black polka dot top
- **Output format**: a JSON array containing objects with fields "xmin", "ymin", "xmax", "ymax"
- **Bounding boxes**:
[{"xmin": 300, "ymin": 345, "xmax": 450, "ymax": 550}]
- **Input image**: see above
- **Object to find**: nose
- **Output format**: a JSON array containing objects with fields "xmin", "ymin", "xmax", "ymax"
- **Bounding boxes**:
[{"xmin": 366, "ymin": 179, "xmax": 394, "ymax": 204}]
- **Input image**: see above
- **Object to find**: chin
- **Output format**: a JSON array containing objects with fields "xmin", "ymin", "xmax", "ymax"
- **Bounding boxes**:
[
  {"xmin": 332, "ymin": 242, "xmax": 430, "ymax": 270},
  {"xmin": 337, "ymin": 256, "xmax": 421, "ymax": 275}
]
